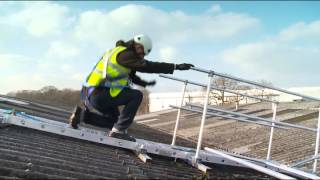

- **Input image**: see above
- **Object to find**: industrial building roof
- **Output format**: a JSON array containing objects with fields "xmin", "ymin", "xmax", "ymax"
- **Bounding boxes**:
[
  {"xmin": 136, "ymin": 101, "xmax": 320, "ymax": 174},
  {"xmin": 0, "ymin": 96, "xmax": 274, "ymax": 179}
]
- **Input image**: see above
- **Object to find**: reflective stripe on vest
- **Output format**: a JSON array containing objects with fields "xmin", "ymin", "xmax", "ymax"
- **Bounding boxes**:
[{"xmin": 84, "ymin": 46, "xmax": 131, "ymax": 97}]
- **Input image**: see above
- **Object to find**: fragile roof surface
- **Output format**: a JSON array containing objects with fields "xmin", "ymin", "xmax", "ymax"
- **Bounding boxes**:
[
  {"xmin": 136, "ymin": 101, "xmax": 320, "ymax": 173},
  {"xmin": 0, "ymin": 95, "xmax": 273, "ymax": 179}
]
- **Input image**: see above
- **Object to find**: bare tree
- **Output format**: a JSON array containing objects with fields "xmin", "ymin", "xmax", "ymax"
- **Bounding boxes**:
[
  {"xmin": 255, "ymin": 80, "xmax": 274, "ymax": 99},
  {"xmin": 11, "ymin": 86, "xmax": 80, "ymax": 109},
  {"xmin": 202, "ymin": 76, "xmax": 252, "ymax": 106},
  {"xmin": 11, "ymin": 85, "xmax": 150, "ymax": 114}
]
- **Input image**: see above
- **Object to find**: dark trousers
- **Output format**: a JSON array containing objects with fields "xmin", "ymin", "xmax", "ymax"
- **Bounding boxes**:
[{"xmin": 89, "ymin": 87, "xmax": 143, "ymax": 131}]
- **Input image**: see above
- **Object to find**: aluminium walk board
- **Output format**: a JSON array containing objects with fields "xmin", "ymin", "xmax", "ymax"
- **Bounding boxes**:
[{"xmin": 0, "ymin": 110, "xmax": 318, "ymax": 179}]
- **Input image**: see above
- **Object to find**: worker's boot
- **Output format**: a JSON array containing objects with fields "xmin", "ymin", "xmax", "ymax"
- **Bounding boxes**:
[
  {"xmin": 69, "ymin": 106, "xmax": 82, "ymax": 129},
  {"xmin": 108, "ymin": 128, "xmax": 136, "ymax": 142}
]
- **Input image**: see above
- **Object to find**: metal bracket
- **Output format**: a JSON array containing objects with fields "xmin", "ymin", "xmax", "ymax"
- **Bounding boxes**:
[
  {"xmin": 208, "ymin": 70, "xmax": 215, "ymax": 77},
  {"xmin": 194, "ymin": 163, "xmax": 211, "ymax": 174},
  {"xmin": 187, "ymin": 156, "xmax": 211, "ymax": 173},
  {"xmin": 0, "ymin": 115, "xmax": 4, "ymax": 123},
  {"xmin": 0, "ymin": 112, "xmax": 10, "ymax": 128},
  {"xmin": 136, "ymin": 153, "xmax": 152, "ymax": 163},
  {"xmin": 135, "ymin": 144, "xmax": 152, "ymax": 163}
]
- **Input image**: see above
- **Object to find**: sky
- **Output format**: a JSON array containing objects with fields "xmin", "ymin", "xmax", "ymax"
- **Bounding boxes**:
[{"xmin": 0, "ymin": 1, "xmax": 320, "ymax": 94}]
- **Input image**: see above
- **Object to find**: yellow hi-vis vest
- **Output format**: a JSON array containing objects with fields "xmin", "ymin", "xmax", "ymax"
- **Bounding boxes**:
[{"xmin": 85, "ymin": 46, "xmax": 131, "ymax": 97}]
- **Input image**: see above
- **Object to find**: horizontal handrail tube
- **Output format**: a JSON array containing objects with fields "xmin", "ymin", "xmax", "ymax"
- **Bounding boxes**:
[
  {"xmin": 170, "ymin": 105, "xmax": 287, "ymax": 129},
  {"xmin": 191, "ymin": 67, "xmax": 320, "ymax": 102},
  {"xmin": 291, "ymin": 155, "xmax": 320, "ymax": 168},
  {"xmin": 159, "ymin": 74, "xmax": 278, "ymax": 103},
  {"xmin": 188, "ymin": 103, "xmax": 317, "ymax": 132}
]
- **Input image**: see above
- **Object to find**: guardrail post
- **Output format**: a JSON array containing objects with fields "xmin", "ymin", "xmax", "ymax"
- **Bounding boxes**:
[
  {"xmin": 235, "ymin": 101, "xmax": 239, "ymax": 111},
  {"xmin": 195, "ymin": 71, "xmax": 214, "ymax": 160},
  {"xmin": 313, "ymin": 108, "xmax": 320, "ymax": 173},
  {"xmin": 171, "ymin": 80, "xmax": 188, "ymax": 146},
  {"xmin": 267, "ymin": 102, "xmax": 277, "ymax": 160}
]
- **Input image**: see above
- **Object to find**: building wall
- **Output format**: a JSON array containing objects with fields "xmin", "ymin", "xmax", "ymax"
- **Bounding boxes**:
[
  {"xmin": 148, "ymin": 87, "xmax": 320, "ymax": 112},
  {"xmin": 148, "ymin": 91, "xmax": 205, "ymax": 112}
]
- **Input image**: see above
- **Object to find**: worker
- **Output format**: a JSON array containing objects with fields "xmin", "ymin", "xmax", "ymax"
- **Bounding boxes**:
[{"xmin": 70, "ymin": 34, "xmax": 194, "ymax": 142}]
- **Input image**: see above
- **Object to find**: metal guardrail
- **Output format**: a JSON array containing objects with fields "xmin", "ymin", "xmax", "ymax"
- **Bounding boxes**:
[
  {"xmin": 191, "ymin": 67, "xmax": 320, "ymax": 102},
  {"xmin": 291, "ymin": 155, "xmax": 320, "ymax": 168},
  {"xmin": 159, "ymin": 66, "xmax": 320, "ymax": 174},
  {"xmin": 159, "ymin": 74, "xmax": 278, "ymax": 103},
  {"xmin": 170, "ymin": 105, "xmax": 287, "ymax": 129},
  {"xmin": 187, "ymin": 103, "xmax": 316, "ymax": 132},
  {"xmin": 205, "ymin": 147, "xmax": 294, "ymax": 179}
]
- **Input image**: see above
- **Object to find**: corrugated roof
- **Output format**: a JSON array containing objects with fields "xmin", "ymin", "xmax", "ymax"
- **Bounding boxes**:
[
  {"xmin": 0, "ymin": 96, "xmax": 275, "ymax": 179},
  {"xmin": 0, "ymin": 126, "xmax": 205, "ymax": 179},
  {"xmin": 136, "ymin": 101, "xmax": 320, "ymax": 173}
]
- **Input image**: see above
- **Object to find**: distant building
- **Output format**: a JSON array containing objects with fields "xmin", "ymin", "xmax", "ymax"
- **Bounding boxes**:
[{"xmin": 148, "ymin": 87, "xmax": 320, "ymax": 112}]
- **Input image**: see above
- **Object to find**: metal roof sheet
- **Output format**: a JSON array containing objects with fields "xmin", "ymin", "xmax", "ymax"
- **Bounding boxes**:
[{"xmin": 0, "ymin": 96, "xmax": 275, "ymax": 179}]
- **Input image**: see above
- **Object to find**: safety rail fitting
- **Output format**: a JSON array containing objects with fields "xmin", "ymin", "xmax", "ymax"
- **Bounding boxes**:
[
  {"xmin": 191, "ymin": 67, "xmax": 320, "ymax": 102},
  {"xmin": 159, "ymin": 66, "xmax": 320, "ymax": 174}
]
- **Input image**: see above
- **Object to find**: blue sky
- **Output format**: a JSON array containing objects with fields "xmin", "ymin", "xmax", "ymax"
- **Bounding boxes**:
[
  {"xmin": 0, "ymin": 1, "xmax": 319, "ymax": 94},
  {"xmin": 60, "ymin": 1, "xmax": 320, "ymax": 32}
]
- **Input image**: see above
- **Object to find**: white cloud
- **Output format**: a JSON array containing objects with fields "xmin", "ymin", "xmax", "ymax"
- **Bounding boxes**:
[
  {"xmin": 218, "ymin": 20, "xmax": 320, "ymax": 86},
  {"xmin": 3, "ymin": 2, "xmax": 74, "ymax": 37},
  {"xmin": 0, "ymin": 73, "xmax": 47, "ymax": 94},
  {"xmin": 37, "ymin": 62, "xmax": 53, "ymax": 71},
  {"xmin": 221, "ymin": 41, "xmax": 319, "ymax": 72},
  {"xmin": 61, "ymin": 64, "xmax": 73, "ymax": 72},
  {"xmin": 0, "ymin": 53, "xmax": 33, "ymax": 68},
  {"xmin": 11, "ymin": 3, "xmax": 320, "ymax": 94},
  {"xmin": 74, "ymin": 4, "xmax": 260, "ymax": 48},
  {"xmin": 71, "ymin": 73, "xmax": 85, "ymax": 81},
  {"xmin": 0, "ymin": 53, "xmax": 47, "ymax": 94},
  {"xmin": 0, "ymin": 72, "xmax": 83, "ymax": 94},
  {"xmin": 278, "ymin": 21, "xmax": 320, "ymax": 42},
  {"xmin": 46, "ymin": 41, "xmax": 80, "ymax": 60},
  {"xmin": 206, "ymin": 4, "xmax": 222, "ymax": 14},
  {"xmin": 0, "ymin": 3, "xmax": 261, "ymax": 94},
  {"xmin": 159, "ymin": 47, "xmax": 179, "ymax": 62},
  {"xmin": 0, "ymin": 52, "xmax": 82, "ymax": 94},
  {"xmin": 0, "ymin": 1, "xmax": 17, "ymax": 8}
]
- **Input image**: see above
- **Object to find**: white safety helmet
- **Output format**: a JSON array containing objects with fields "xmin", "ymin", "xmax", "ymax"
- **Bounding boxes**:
[{"xmin": 133, "ymin": 34, "xmax": 152, "ymax": 56}]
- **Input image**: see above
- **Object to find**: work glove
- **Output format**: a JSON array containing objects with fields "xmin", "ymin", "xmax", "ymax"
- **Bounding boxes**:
[
  {"xmin": 175, "ymin": 63, "xmax": 194, "ymax": 70},
  {"xmin": 145, "ymin": 80, "xmax": 156, "ymax": 87}
]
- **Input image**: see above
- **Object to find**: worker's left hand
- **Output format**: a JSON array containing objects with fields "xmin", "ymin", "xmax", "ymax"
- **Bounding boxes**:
[
  {"xmin": 146, "ymin": 80, "xmax": 156, "ymax": 87},
  {"xmin": 175, "ymin": 63, "xmax": 194, "ymax": 70}
]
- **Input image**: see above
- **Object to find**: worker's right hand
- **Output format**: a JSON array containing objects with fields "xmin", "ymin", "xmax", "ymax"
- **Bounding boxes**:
[{"xmin": 175, "ymin": 63, "xmax": 194, "ymax": 70}]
